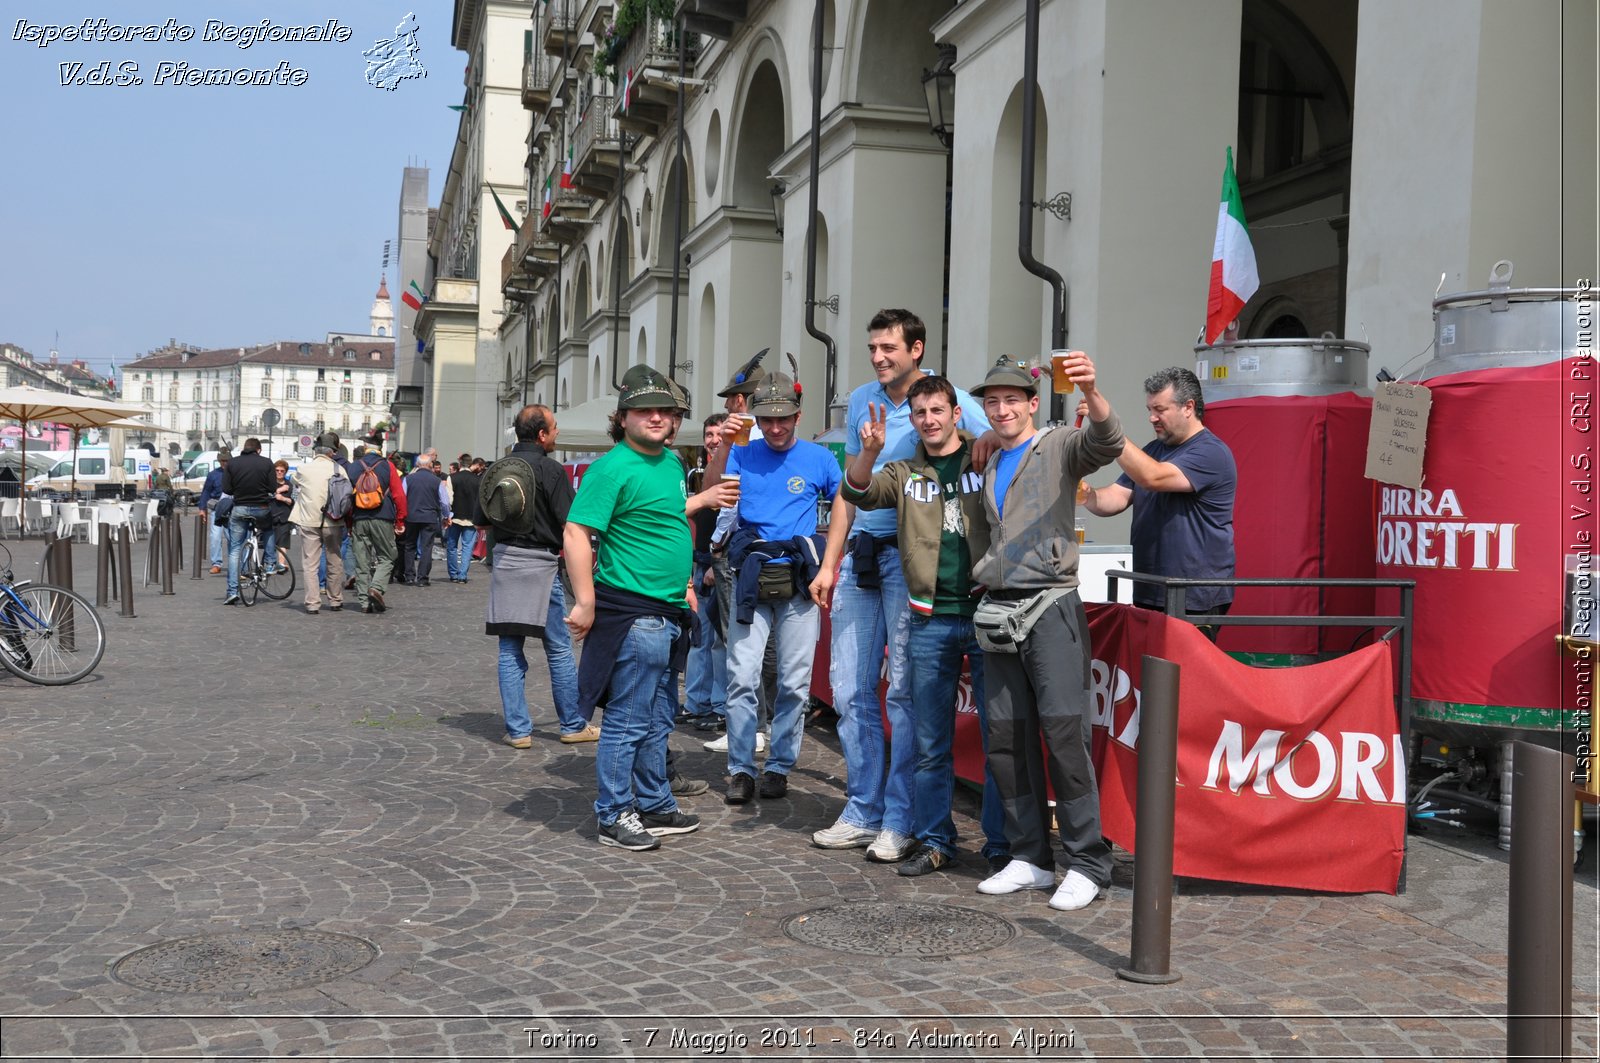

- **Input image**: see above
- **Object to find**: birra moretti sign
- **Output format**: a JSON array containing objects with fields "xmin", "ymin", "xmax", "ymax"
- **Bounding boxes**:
[{"xmin": 1376, "ymin": 485, "xmax": 1516, "ymax": 571}]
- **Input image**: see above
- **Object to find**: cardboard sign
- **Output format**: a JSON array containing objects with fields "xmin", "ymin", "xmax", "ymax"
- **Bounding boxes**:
[{"xmin": 1365, "ymin": 381, "xmax": 1432, "ymax": 488}]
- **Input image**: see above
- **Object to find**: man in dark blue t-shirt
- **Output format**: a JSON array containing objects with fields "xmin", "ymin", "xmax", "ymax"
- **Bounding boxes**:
[
  {"xmin": 1083, "ymin": 366, "xmax": 1236, "ymax": 640},
  {"xmin": 710, "ymin": 368, "xmax": 844, "ymax": 805}
]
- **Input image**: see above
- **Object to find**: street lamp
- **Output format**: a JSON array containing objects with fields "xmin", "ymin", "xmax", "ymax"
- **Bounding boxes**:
[
  {"xmin": 921, "ymin": 43, "xmax": 956, "ymax": 149},
  {"xmin": 769, "ymin": 178, "xmax": 787, "ymax": 236}
]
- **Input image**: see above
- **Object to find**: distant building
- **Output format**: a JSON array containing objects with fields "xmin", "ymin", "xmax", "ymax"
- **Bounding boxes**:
[{"xmin": 0, "ymin": 342, "xmax": 116, "ymax": 397}]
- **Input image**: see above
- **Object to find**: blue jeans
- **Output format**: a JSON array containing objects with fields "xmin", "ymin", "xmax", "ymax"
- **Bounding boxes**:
[
  {"xmin": 226, "ymin": 505, "xmax": 271, "ymax": 597},
  {"xmin": 445, "ymin": 524, "xmax": 478, "ymax": 580},
  {"xmin": 725, "ymin": 594, "xmax": 819, "ymax": 780},
  {"xmin": 907, "ymin": 614, "xmax": 1006, "ymax": 860},
  {"xmin": 497, "ymin": 578, "xmax": 585, "ymax": 737},
  {"xmin": 828, "ymin": 546, "xmax": 915, "ymax": 834},
  {"xmin": 593, "ymin": 615, "xmax": 681, "ymax": 825},
  {"xmin": 208, "ymin": 521, "xmax": 226, "ymax": 566},
  {"xmin": 683, "ymin": 564, "xmax": 726, "ymax": 717}
]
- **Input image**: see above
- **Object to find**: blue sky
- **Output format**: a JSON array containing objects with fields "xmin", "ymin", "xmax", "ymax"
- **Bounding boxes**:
[{"xmin": 1, "ymin": 3, "xmax": 464, "ymax": 376}]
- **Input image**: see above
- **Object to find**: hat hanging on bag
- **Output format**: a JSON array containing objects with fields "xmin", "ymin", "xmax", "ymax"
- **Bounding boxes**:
[{"xmin": 969, "ymin": 354, "xmax": 1042, "ymax": 397}]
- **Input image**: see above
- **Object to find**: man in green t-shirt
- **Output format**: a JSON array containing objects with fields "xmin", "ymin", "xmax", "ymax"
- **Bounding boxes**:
[
  {"xmin": 565, "ymin": 365, "xmax": 732, "ymax": 852},
  {"xmin": 838, "ymin": 374, "xmax": 1005, "ymax": 877}
]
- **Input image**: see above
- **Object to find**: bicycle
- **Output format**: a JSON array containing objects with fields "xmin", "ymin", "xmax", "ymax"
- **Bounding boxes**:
[
  {"xmin": 237, "ymin": 521, "xmax": 295, "ymax": 606},
  {"xmin": 0, "ymin": 542, "xmax": 106, "ymax": 685}
]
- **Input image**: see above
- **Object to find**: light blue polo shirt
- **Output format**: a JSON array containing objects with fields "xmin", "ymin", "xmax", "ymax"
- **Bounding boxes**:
[{"xmin": 844, "ymin": 370, "xmax": 991, "ymax": 538}]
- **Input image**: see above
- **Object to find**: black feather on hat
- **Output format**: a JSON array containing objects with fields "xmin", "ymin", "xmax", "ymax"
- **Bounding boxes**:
[{"xmin": 732, "ymin": 347, "xmax": 769, "ymax": 387}]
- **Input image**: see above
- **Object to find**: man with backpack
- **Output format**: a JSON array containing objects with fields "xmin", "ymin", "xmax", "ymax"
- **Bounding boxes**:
[
  {"xmin": 346, "ymin": 443, "xmax": 407, "ymax": 614},
  {"xmin": 288, "ymin": 431, "xmax": 350, "ymax": 614},
  {"xmin": 483, "ymin": 404, "xmax": 591, "ymax": 746}
]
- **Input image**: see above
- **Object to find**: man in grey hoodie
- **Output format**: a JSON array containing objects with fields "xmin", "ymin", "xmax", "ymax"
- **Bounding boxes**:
[{"xmin": 967, "ymin": 351, "xmax": 1125, "ymax": 913}]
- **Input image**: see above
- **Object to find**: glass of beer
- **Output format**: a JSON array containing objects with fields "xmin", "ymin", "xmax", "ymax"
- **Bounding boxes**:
[
  {"xmin": 727, "ymin": 414, "xmax": 753, "ymax": 446},
  {"xmin": 1075, "ymin": 479, "xmax": 1090, "ymax": 506},
  {"xmin": 722, "ymin": 473, "xmax": 741, "ymax": 506},
  {"xmin": 1051, "ymin": 349, "xmax": 1078, "ymax": 393},
  {"xmin": 1074, "ymin": 517, "xmax": 1087, "ymax": 545}
]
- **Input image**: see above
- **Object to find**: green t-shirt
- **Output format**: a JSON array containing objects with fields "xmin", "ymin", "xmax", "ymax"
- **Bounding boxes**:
[
  {"xmin": 928, "ymin": 447, "xmax": 976, "ymax": 617},
  {"xmin": 567, "ymin": 442, "xmax": 691, "ymax": 608}
]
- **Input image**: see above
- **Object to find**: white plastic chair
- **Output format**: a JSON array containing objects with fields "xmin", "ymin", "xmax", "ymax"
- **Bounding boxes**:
[
  {"xmin": 23, "ymin": 500, "xmax": 47, "ymax": 534},
  {"xmin": 55, "ymin": 502, "xmax": 92, "ymax": 543},
  {"xmin": 0, "ymin": 498, "xmax": 19, "ymax": 538},
  {"xmin": 92, "ymin": 503, "xmax": 131, "ymax": 545},
  {"xmin": 128, "ymin": 499, "xmax": 156, "ymax": 540}
]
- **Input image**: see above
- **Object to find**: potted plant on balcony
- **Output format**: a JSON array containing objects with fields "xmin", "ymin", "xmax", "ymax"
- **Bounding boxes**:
[{"xmin": 593, "ymin": 0, "xmax": 675, "ymax": 84}]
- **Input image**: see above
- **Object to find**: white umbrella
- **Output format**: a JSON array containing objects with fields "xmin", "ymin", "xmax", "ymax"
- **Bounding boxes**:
[{"xmin": 0, "ymin": 386, "xmax": 153, "ymax": 500}]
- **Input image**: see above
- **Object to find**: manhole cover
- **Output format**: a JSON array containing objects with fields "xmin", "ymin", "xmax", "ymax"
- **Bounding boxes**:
[
  {"xmin": 781, "ymin": 902, "xmax": 1014, "ymax": 957},
  {"xmin": 111, "ymin": 929, "xmax": 377, "ymax": 995}
]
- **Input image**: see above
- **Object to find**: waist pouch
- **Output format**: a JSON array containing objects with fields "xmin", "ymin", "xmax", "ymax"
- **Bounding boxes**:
[
  {"xmin": 973, "ymin": 588, "xmax": 1073, "ymax": 654},
  {"xmin": 757, "ymin": 563, "xmax": 796, "ymax": 601}
]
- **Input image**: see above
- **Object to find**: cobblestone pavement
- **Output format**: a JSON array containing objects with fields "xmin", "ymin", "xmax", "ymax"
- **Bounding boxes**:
[{"xmin": 0, "ymin": 538, "xmax": 1596, "ymax": 1061}]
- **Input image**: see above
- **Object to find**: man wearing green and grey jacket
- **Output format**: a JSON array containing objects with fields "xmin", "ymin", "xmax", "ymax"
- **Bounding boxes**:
[
  {"xmin": 839, "ymin": 374, "xmax": 1008, "ymax": 878},
  {"xmin": 968, "ymin": 351, "xmax": 1125, "ymax": 914}
]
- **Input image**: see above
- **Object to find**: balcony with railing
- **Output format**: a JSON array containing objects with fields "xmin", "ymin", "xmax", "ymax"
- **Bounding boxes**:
[
  {"xmin": 535, "ymin": 160, "xmax": 595, "ymax": 246},
  {"xmin": 676, "ymin": 0, "xmax": 750, "ymax": 41},
  {"xmin": 523, "ymin": 52, "xmax": 559, "ymax": 110},
  {"xmin": 612, "ymin": 15, "xmax": 699, "ymax": 136},
  {"xmin": 571, "ymin": 95, "xmax": 621, "ymax": 193},
  {"xmin": 542, "ymin": 8, "xmax": 578, "ymax": 57}
]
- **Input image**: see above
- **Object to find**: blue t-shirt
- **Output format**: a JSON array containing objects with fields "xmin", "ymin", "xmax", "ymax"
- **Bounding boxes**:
[
  {"xmin": 727, "ymin": 438, "xmax": 842, "ymax": 544},
  {"xmin": 845, "ymin": 372, "xmax": 991, "ymax": 538},
  {"xmin": 1116, "ymin": 429, "xmax": 1237, "ymax": 610},
  {"xmin": 991, "ymin": 437, "xmax": 1031, "ymax": 521}
]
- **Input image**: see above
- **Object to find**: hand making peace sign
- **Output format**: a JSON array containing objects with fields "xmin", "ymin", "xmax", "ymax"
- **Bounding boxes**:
[{"xmin": 859, "ymin": 401, "xmax": 889, "ymax": 454}]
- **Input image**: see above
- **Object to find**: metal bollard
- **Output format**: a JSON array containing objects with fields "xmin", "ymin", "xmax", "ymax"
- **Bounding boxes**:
[
  {"xmin": 162, "ymin": 515, "xmax": 178, "ymax": 594},
  {"xmin": 1506, "ymin": 741, "xmax": 1574, "ymax": 1062},
  {"xmin": 117, "ymin": 525, "xmax": 135, "ymax": 618},
  {"xmin": 145, "ymin": 518, "xmax": 161, "ymax": 588},
  {"xmin": 191, "ymin": 513, "xmax": 206, "ymax": 580},
  {"xmin": 173, "ymin": 513, "xmax": 184, "ymax": 571},
  {"xmin": 1117, "ymin": 654, "xmax": 1183, "ymax": 985},
  {"xmin": 95, "ymin": 528, "xmax": 111, "ymax": 607}
]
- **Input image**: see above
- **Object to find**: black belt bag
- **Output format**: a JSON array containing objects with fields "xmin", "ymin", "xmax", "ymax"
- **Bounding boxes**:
[{"xmin": 757, "ymin": 564, "xmax": 796, "ymax": 601}]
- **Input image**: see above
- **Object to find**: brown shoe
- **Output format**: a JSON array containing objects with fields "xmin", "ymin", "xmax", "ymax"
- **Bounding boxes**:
[
  {"xmin": 503, "ymin": 734, "xmax": 532, "ymax": 749},
  {"xmin": 368, "ymin": 588, "xmax": 386, "ymax": 613},
  {"xmin": 559, "ymin": 723, "xmax": 601, "ymax": 744},
  {"xmin": 209, "ymin": 565, "xmax": 222, "ymax": 574}
]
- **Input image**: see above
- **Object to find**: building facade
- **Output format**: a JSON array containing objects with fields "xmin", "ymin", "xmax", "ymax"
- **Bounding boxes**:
[
  {"xmin": 409, "ymin": 0, "xmax": 533, "ymax": 461},
  {"xmin": 474, "ymin": 0, "xmax": 1593, "ymax": 478}
]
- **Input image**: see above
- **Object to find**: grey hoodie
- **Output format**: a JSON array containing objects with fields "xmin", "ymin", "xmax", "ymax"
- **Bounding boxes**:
[{"xmin": 972, "ymin": 414, "xmax": 1125, "ymax": 592}]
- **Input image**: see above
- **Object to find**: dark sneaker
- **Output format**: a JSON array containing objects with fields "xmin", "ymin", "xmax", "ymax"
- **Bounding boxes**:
[
  {"xmin": 639, "ymin": 809, "xmax": 701, "ymax": 836},
  {"xmin": 896, "ymin": 847, "xmax": 952, "ymax": 877},
  {"xmin": 368, "ymin": 588, "xmax": 386, "ymax": 613},
  {"xmin": 695, "ymin": 715, "xmax": 726, "ymax": 733},
  {"xmin": 758, "ymin": 770, "xmax": 788, "ymax": 799},
  {"xmin": 598, "ymin": 811, "xmax": 660, "ymax": 851},
  {"xmin": 223, "ymin": 594, "xmax": 242, "ymax": 606},
  {"xmin": 669, "ymin": 774, "xmax": 709, "ymax": 797},
  {"xmin": 725, "ymin": 772, "xmax": 755, "ymax": 805}
]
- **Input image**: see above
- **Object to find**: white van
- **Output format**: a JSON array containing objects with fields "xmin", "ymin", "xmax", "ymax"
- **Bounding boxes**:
[{"xmin": 27, "ymin": 446, "xmax": 139, "ymax": 493}]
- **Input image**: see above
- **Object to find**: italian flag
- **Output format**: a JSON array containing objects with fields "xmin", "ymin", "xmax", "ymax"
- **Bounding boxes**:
[
  {"xmin": 401, "ymin": 280, "xmax": 425, "ymax": 311},
  {"xmin": 560, "ymin": 142, "xmax": 573, "ymax": 189},
  {"xmin": 623, "ymin": 67, "xmax": 634, "ymax": 112},
  {"xmin": 1205, "ymin": 147, "xmax": 1259, "ymax": 343},
  {"xmin": 490, "ymin": 185, "xmax": 518, "ymax": 230},
  {"xmin": 541, "ymin": 174, "xmax": 553, "ymax": 219}
]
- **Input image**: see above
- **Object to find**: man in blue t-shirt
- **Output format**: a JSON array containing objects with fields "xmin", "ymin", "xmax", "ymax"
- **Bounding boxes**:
[
  {"xmin": 711, "ymin": 367, "xmax": 844, "ymax": 805},
  {"xmin": 809, "ymin": 308, "xmax": 990, "ymax": 861},
  {"xmin": 1082, "ymin": 366, "xmax": 1236, "ymax": 640}
]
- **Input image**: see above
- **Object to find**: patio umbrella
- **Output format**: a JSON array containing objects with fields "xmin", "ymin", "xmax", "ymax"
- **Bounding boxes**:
[{"xmin": 0, "ymin": 386, "xmax": 153, "ymax": 500}]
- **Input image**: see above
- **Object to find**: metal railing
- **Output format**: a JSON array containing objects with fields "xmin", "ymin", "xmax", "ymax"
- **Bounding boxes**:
[
  {"xmin": 523, "ymin": 53, "xmax": 559, "ymax": 102},
  {"xmin": 616, "ymin": 14, "xmax": 699, "ymax": 82},
  {"xmin": 573, "ymin": 95, "xmax": 619, "ymax": 167}
]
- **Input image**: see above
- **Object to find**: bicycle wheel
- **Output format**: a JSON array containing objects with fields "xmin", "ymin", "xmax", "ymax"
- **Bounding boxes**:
[
  {"xmin": 261, "ymin": 552, "xmax": 295, "ymax": 600},
  {"xmin": 240, "ymin": 543, "xmax": 260, "ymax": 606},
  {"xmin": 0, "ymin": 584, "xmax": 106, "ymax": 685}
]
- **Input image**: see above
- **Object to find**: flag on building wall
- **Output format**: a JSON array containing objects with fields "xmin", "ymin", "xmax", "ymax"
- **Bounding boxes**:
[
  {"xmin": 402, "ymin": 280, "xmax": 425, "ymax": 311},
  {"xmin": 490, "ymin": 186, "xmax": 519, "ymax": 230},
  {"xmin": 1205, "ymin": 147, "xmax": 1260, "ymax": 343},
  {"xmin": 542, "ymin": 175, "xmax": 553, "ymax": 219},
  {"xmin": 623, "ymin": 68, "xmax": 634, "ymax": 112},
  {"xmin": 561, "ymin": 143, "xmax": 574, "ymax": 189}
]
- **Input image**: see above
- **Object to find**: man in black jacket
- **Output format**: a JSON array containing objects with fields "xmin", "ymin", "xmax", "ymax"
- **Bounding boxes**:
[
  {"xmin": 404, "ymin": 454, "xmax": 449, "ymax": 587},
  {"xmin": 486, "ymin": 405, "xmax": 591, "ymax": 747},
  {"xmin": 446, "ymin": 459, "xmax": 483, "ymax": 582},
  {"xmin": 220, "ymin": 438, "xmax": 276, "ymax": 606}
]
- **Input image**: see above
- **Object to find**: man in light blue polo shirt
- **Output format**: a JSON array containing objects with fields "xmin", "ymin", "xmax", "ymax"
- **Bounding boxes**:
[{"xmin": 809, "ymin": 308, "xmax": 990, "ymax": 861}]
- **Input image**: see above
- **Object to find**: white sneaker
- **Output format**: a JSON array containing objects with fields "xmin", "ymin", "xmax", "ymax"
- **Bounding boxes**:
[
  {"xmin": 702, "ymin": 731, "xmax": 768, "ymax": 753},
  {"xmin": 864, "ymin": 829, "xmax": 916, "ymax": 863},
  {"xmin": 811, "ymin": 819, "xmax": 879, "ymax": 849},
  {"xmin": 976, "ymin": 859, "xmax": 1055, "ymax": 895},
  {"xmin": 1048, "ymin": 869, "xmax": 1103, "ymax": 911}
]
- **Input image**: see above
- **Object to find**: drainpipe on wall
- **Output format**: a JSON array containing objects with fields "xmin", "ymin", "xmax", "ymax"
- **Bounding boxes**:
[
  {"xmin": 1019, "ymin": 0, "xmax": 1068, "ymax": 424},
  {"xmin": 667, "ymin": 23, "xmax": 687, "ymax": 380},
  {"xmin": 804, "ymin": 0, "xmax": 839, "ymax": 424}
]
